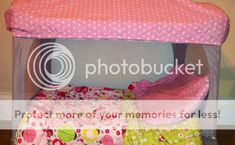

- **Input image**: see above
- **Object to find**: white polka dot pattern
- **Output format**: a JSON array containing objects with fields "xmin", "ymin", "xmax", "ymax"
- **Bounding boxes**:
[{"xmin": 5, "ymin": 0, "xmax": 229, "ymax": 45}]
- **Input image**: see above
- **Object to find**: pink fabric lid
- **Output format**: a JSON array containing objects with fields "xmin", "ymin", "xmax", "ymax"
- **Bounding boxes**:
[{"xmin": 5, "ymin": 0, "xmax": 229, "ymax": 45}]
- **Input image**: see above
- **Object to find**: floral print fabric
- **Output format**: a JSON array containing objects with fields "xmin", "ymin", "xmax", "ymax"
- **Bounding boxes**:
[{"xmin": 15, "ymin": 85, "xmax": 203, "ymax": 145}]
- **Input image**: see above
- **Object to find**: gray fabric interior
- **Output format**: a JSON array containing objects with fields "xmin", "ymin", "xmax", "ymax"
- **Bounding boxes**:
[{"xmin": 55, "ymin": 39, "xmax": 174, "ymax": 89}]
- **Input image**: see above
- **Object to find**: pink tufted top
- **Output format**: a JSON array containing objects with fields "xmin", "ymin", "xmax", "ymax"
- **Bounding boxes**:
[{"xmin": 5, "ymin": 0, "xmax": 229, "ymax": 45}]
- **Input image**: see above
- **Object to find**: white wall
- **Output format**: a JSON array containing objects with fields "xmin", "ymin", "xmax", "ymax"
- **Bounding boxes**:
[{"xmin": 0, "ymin": 1, "xmax": 12, "ymax": 99}]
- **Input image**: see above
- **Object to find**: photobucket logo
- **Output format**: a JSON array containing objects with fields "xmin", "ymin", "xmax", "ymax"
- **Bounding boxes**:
[
  {"xmin": 85, "ymin": 59, "xmax": 203, "ymax": 79},
  {"xmin": 27, "ymin": 43, "xmax": 75, "ymax": 90}
]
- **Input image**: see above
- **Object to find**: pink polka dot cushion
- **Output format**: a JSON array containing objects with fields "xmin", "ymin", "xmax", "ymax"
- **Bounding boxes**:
[
  {"xmin": 129, "ymin": 66, "xmax": 209, "ymax": 125},
  {"xmin": 5, "ymin": 0, "xmax": 229, "ymax": 45},
  {"xmin": 130, "ymin": 73, "xmax": 209, "ymax": 101}
]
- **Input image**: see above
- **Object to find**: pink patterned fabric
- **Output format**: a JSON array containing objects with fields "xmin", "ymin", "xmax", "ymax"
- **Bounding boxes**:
[
  {"xmin": 15, "ymin": 71, "xmax": 209, "ymax": 144},
  {"xmin": 128, "ymin": 67, "xmax": 210, "ymax": 125},
  {"xmin": 129, "ymin": 74, "xmax": 209, "ymax": 100},
  {"xmin": 15, "ymin": 86, "xmax": 126, "ymax": 145},
  {"xmin": 5, "ymin": 0, "xmax": 229, "ymax": 45}
]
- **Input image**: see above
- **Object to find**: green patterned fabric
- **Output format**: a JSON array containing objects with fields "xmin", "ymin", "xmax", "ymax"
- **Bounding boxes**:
[
  {"xmin": 124, "ymin": 119, "xmax": 202, "ymax": 145},
  {"xmin": 123, "ymin": 90, "xmax": 202, "ymax": 145},
  {"xmin": 57, "ymin": 125, "xmax": 76, "ymax": 143}
]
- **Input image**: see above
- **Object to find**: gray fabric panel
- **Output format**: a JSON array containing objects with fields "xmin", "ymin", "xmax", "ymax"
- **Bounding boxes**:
[
  {"xmin": 55, "ymin": 39, "xmax": 174, "ymax": 88},
  {"xmin": 13, "ymin": 38, "xmax": 42, "ymax": 100},
  {"xmin": 172, "ymin": 43, "xmax": 187, "ymax": 64},
  {"xmin": 202, "ymin": 136, "xmax": 217, "ymax": 145},
  {"xmin": 201, "ymin": 45, "xmax": 221, "ymax": 141},
  {"xmin": 13, "ymin": 38, "xmax": 33, "ymax": 100},
  {"xmin": 185, "ymin": 44, "xmax": 209, "ymax": 75},
  {"xmin": 204, "ymin": 45, "xmax": 221, "ymax": 100}
]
